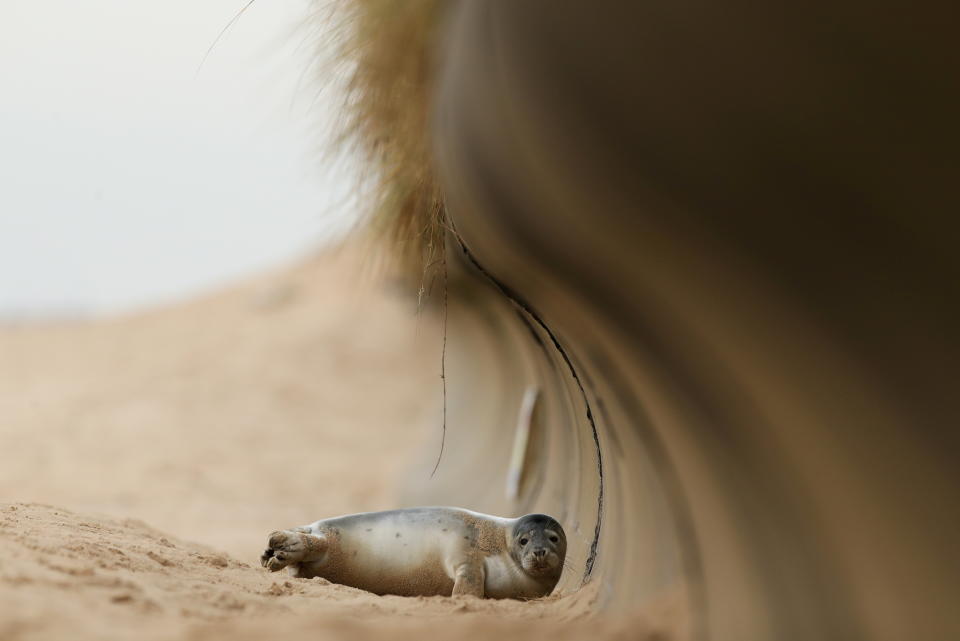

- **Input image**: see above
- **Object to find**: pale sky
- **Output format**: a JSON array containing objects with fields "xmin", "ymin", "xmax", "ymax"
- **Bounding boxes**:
[{"xmin": 0, "ymin": 1, "xmax": 357, "ymax": 318}]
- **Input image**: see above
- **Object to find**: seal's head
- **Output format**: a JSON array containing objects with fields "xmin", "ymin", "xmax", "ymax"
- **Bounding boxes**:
[{"xmin": 510, "ymin": 514, "xmax": 567, "ymax": 583}]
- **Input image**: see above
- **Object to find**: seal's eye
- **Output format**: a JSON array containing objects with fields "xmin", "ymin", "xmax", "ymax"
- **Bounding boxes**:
[
  {"xmin": 549, "ymin": 535, "xmax": 559, "ymax": 543},
  {"xmin": 519, "ymin": 537, "xmax": 528, "ymax": 546}
]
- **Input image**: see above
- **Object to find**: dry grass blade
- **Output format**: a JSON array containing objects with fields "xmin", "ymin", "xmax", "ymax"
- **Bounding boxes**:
[{"xmin": 316, "ymin": 0, "xmax": 448, "ymax": 289}]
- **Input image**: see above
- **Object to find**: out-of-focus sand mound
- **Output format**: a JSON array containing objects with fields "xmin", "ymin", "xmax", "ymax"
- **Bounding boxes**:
[{"xmin": 0, "ymin": 249, "xmax": 440, "ymax": 560}]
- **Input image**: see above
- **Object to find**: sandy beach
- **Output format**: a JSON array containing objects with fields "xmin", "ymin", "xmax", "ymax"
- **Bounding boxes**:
[{"xmin": 0, "ymin": 248, "xmax": 679, "ymax": 640}]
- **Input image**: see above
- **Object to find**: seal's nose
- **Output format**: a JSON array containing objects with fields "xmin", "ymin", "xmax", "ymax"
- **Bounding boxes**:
[{"xmin": 533, "ymin": 548, "xmax": 547, "ymax": 560}]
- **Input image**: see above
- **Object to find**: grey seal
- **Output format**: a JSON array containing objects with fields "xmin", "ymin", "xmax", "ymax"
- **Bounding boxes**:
[{"xmin": 260, "ymin": 507, "xmax": 566, "ymax": 599}]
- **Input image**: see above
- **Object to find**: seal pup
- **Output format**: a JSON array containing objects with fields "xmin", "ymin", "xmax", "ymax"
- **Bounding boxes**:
[{"xmin": 260, "ymin": 507, "xmax": 566, "ymax": 599}]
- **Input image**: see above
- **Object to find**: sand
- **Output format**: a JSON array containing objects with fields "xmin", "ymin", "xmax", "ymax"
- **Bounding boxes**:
[
  {"xmin": 0, "ymin": 249, "xmax": 675, "ymax": 640},
  {"xmin": 0, "ymin": 502, "xmax": 598, "ymax": 641}
]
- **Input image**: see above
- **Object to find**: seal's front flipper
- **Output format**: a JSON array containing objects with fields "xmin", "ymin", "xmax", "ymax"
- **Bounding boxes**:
[
  {"xmin": 260, "ymin": 529, "xmax": 326, "ymax": 572},
  {"xmin": 451, "ymin": 562, "xmax": 485, "ymax": 597}
]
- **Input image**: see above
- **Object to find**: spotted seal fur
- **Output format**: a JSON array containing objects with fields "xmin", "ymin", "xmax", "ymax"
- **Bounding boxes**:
[{"xmin": 260, "ymin": 507, "xmax": 566, "ymax": 599}]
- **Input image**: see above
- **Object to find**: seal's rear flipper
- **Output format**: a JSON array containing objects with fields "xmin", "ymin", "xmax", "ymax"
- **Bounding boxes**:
[{"xmin": 260, "ymin": 529, "xmax": 327, "ymax": 572}]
